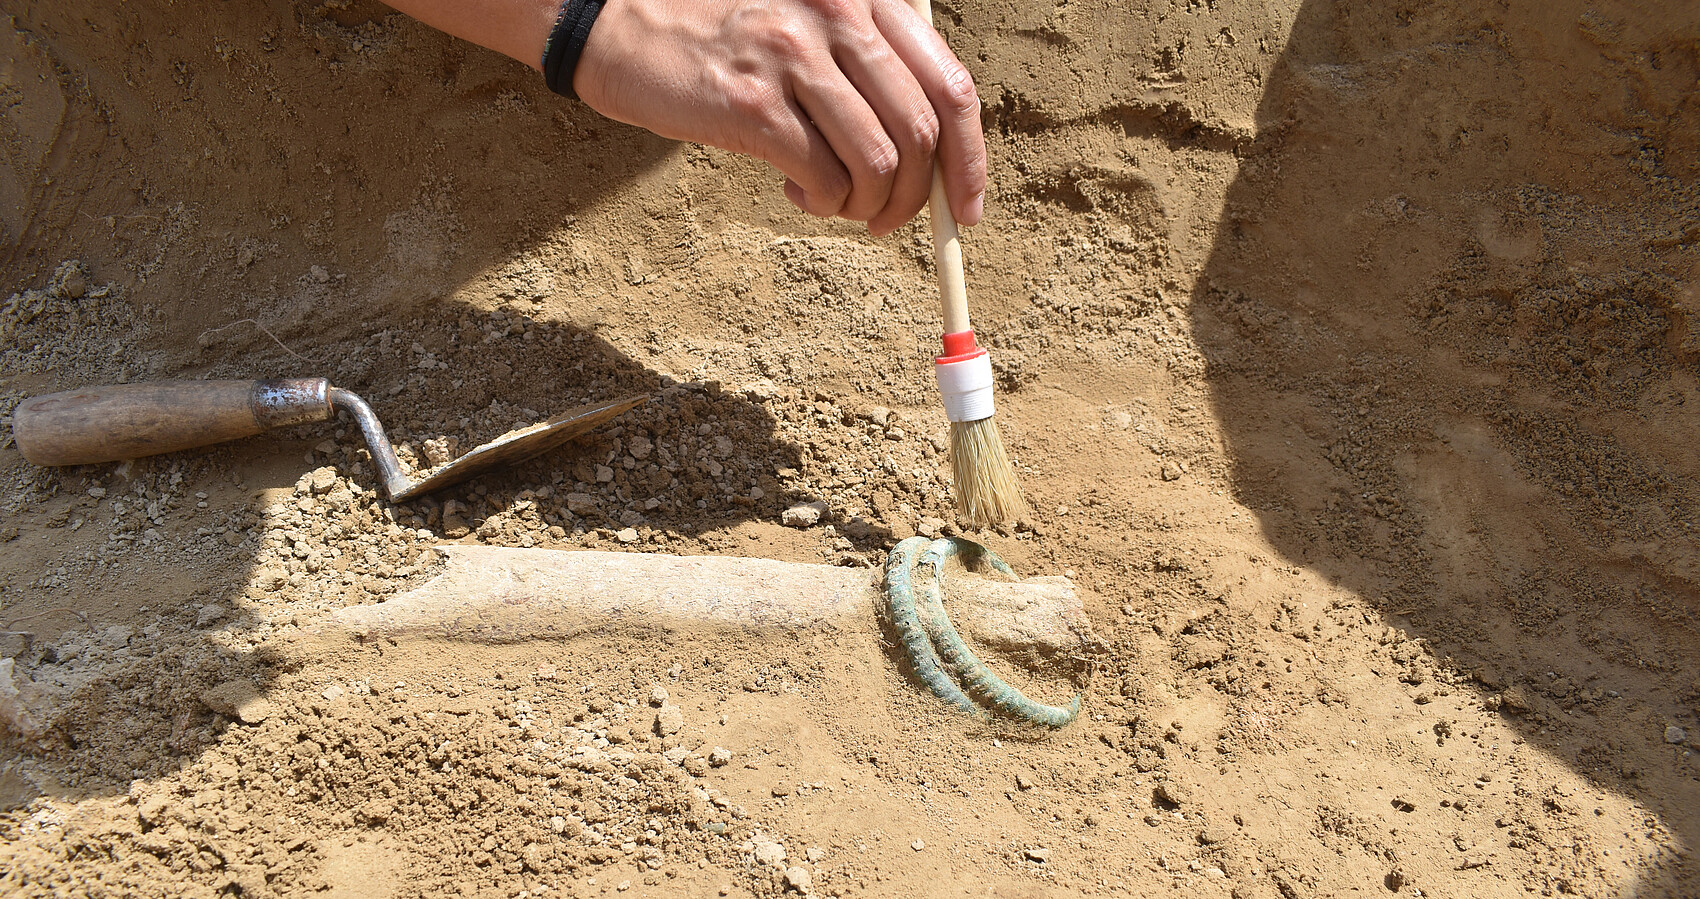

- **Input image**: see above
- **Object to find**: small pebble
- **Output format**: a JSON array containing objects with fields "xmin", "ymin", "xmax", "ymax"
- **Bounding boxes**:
[
  {"xmin": 1025, "ymin": 847, "xmax": 1052, "ymax": 863},
  {"xmin": 911, "ymin": 839, "xmax": 925, "ymax": 851},
  {"xmin": 649, "ymin": 685, "xmax": 669, "ymax": 707},
  {"xmin": 1666, "ymin": 725, "xmax": 1687, "ymax": 745},
  {"xmin": 784, "ymin": 867, "xmax": 813, "ymax": 893}
]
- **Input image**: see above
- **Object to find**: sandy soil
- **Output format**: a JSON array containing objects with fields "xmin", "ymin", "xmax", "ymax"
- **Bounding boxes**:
[{"xmin": 2, "ymin": 1, "xmax": 1698, "ymax": 897}]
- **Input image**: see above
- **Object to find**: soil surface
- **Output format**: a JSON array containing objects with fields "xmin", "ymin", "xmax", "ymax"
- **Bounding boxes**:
[{"xmin": 3, "ymin": 1, "xmax": 1698, "ymax": 897}]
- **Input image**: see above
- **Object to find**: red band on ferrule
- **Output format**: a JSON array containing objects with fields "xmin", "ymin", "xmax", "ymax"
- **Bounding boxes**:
[{"xmin": 937, "ymin": 329, "xmax": 985, "ymax": 364}]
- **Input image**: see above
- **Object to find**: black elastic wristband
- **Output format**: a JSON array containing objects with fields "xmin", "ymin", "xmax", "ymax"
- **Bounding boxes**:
[{"xmin": 542, "ymin": 0, "xmax": 605, "ymax": 100}]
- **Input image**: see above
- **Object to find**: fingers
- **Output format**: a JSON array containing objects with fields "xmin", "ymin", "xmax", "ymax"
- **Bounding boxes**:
[
  {"xmin": 832, "ymin": 28, "xmax": 940, "ymax": 236},
  {"xmin": 745, "ymin": 88, "xmax": 854, "ymax": 218},
  {"xmin": 578, "ymin": 0, "xmax": 985, "ymax": 232},
  {"xmin": 872, "ymin": 0, "xmax": 987, "ymax": 227},
  {"xmin": 792, "ymin": 66, "xmax": 905, "ymax": 224}
]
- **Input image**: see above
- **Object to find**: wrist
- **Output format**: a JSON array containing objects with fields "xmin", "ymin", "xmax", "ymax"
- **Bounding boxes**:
[
  {"xmin": 569, "ymin": 0, "xmax": 633, "ymax": 113},
  {"xmin": 542, "ymin": 0, "xmax": 608, "ymax": 99}
]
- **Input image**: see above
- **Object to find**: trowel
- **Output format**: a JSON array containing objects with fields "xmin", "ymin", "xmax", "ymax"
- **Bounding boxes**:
[{"xmin": 10, "ymin": 379, "xmax": 646, "ymax": 502}]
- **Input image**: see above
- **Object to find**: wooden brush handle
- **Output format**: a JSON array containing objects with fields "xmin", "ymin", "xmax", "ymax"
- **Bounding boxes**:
[
  {"xmin": 907, "ymin": 0, "xmax": 972, "ymax": 335},
  {"xmin": 11, "ymin": 379, "xmax": 334, "ymax": 466}
]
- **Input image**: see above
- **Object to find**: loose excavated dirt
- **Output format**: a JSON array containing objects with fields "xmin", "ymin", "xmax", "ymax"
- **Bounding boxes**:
[{"xmin": 2, "ymin": 1, "xmax": 1697, "ymax": 897}]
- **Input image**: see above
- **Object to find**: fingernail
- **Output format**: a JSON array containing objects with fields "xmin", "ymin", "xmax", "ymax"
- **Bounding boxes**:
[{"xmin": 965, "ymin": 192, "xmax": 985, "ymax": 226}]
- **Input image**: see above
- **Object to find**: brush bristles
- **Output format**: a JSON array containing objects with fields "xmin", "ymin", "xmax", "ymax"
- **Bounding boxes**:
[{"xmin": 949, "ymin": 415, "xmax": 1026, "ymax": 527}]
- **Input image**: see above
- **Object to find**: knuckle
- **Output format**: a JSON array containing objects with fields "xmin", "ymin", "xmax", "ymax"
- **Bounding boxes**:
[
  {"xmin": 802, "ymin": 0, "xmax": 858, "ymax": 20},
  {"xmin": 756, "ymin": 19, "xmax": 814, "ymax": 59},
  {"xmin": 727, "ymin": 86, "xmax": 774, "ymax": 123},
  {"xmin": 864, "ymin": 138, "xmax": 901, "ymax": 179},
  {"xmin": 905, "ymin": 110, "xmax": 941, "ymax": 155},
  {"xmin": 938, "ymin": 64, "xmax": 980, "ymax": 119},
  {"xmin": 730, "ymin": 87, "xmax": 794, "ymax": 142}
]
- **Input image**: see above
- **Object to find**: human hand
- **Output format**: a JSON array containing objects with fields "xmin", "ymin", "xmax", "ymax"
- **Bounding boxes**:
[{"xmin": 575, "ymin": 0, "xmax": 986, "ymax": 236}]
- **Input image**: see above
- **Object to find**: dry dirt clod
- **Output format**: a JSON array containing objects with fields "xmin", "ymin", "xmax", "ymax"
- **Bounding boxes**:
[
  {"xmin": 1154, "ymin": 780, "xmax": 1192, "ymax": 808},
  {"xmin": 199, "ymin": 680, "xmax": 274, "ymax": 725},
  {"xmin": 565, "ymin": 493, "xmax": 599, "ymax": 516},
  {"xmin": 752, "ymin": 837, "xmax": 786, "ymax": 868},
  {"xmin": 782, "ymin": 501, "xmax": 827, "ymax": 528},
  {"xmin": 305, "ymin": 467, "xmax": 338, "ymax": 495},
  {"xmin": 1499, "ymin": 685, "xmax": 1533, "ymax": 713},
  {"xmin": 654, "ymin": 704, "xmax": 684, "ymax": 736}
]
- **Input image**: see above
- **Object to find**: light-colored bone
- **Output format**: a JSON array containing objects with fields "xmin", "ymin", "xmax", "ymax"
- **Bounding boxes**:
[{"xmin": 324, "ymin": 546, "xmax": 1092, "ymax": 653}]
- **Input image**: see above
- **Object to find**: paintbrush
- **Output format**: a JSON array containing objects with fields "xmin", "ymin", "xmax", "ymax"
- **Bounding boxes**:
[{"xmin": 907, "ymin": 0, "xmax": 1025, "ymax": 527}]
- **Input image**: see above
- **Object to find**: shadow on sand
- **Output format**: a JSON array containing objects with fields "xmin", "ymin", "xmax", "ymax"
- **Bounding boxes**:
[{"xmin": 1190, "ymin": 0, "xmax": 1699, "ymax": 892}]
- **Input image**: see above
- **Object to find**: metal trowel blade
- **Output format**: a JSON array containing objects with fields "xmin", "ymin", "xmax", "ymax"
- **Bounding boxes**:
[{"xmin": 391, "ymin": 394, "xmax": 647, "ymax": 501}]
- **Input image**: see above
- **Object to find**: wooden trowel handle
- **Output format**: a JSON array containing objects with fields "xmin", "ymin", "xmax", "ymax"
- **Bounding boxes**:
[{"xmin": 11, "ymin": 379, "xmax": 335, "ymax": 466}]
